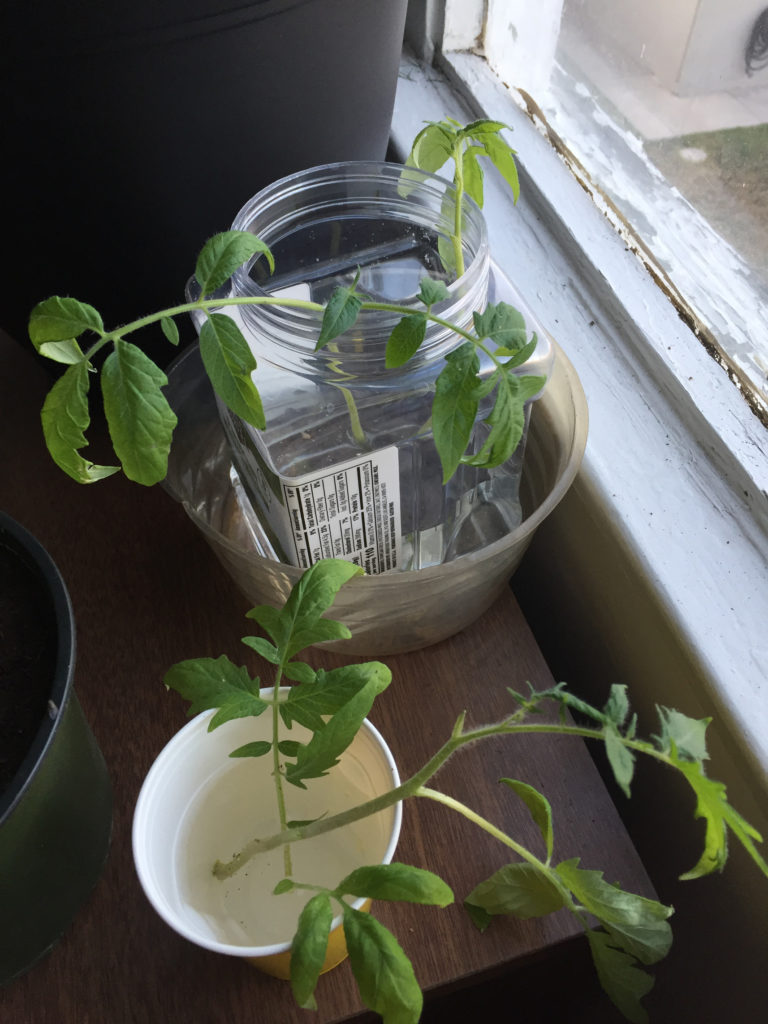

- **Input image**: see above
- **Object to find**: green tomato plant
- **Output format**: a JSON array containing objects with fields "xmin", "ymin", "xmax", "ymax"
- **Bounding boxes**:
[
  {"xmin": 28, "ymin": 119, "xmax": 544, "ymax": 490},
  {"xmin": 164, "ymin": 559, "xmax": 768, "ymax": 1024}
]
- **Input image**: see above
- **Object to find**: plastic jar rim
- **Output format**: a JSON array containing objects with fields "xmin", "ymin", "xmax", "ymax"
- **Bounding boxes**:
[{"xmin": 228, "ymin": 160, "xmax": 489, "ymax": 368}]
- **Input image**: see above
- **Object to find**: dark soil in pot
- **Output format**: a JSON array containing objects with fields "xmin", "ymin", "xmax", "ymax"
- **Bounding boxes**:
[{"xmin": 0, "ymin": 538, "xmax": 54, "ymax": 796}]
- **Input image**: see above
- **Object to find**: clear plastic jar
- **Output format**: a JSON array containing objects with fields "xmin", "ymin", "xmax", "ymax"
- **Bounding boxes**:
[{"xmin": 186, "ymin": 162, "xmax": 550, "ymax": 573}]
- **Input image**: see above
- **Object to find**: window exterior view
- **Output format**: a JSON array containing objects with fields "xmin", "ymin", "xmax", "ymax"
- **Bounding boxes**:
[{"xmin": 448, "ymin": 0, "xmax": 768, "ymax": 422}]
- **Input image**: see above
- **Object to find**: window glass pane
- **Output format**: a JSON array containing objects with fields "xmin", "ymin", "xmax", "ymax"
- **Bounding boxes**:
[{"xmin": 497, "ymin": 1, "xmax": 768, "ymax": 417}]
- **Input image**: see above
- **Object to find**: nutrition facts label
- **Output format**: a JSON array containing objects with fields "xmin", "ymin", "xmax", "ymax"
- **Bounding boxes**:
[{"xmin": 282, "ymin": 448, "xmax": 402, "ymax": 574}]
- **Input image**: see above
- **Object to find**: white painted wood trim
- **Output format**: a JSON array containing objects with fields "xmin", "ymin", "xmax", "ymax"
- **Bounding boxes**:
[
  {"xmin": 484, "ymin": 1, "xmax": 565, "ymax": 97},
  {"xmin": 392, "ymin": 50, "xmax": 768, "ymax": 793}
]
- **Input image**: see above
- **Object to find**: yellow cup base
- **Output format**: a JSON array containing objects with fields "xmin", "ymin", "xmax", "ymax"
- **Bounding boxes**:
[{"xmin": 244, "ymin": 899, "xmax": 371, "ymax": 980}]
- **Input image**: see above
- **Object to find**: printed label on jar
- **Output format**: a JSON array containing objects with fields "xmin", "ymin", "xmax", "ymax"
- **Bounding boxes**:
[{"xmin": 279, "ymin": 449, "xmax": 402, "ymax": 574}]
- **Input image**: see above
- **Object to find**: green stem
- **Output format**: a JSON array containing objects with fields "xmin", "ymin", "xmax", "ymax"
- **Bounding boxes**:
[
  {"xmin": 269, "ymin": 677, "xmax": 293, "ymax": 877},
  {"xmin": 82, "ymin": 294, "xmax": 480, "ymax": 366},
  {"xmin": 414, "ymin": 786, "xmax": 581, "ymax": 915},
  {"xmin": 507, "ymin": 723, "xmax": 677, "ymax": 769},
  {"xmin": 416, "ymin": 785, "xmax": 545, "ymax": 866},
  {"xmin": 348, "ymin": 302, "xmax": 506, "ymax": 372},
  {"xmin": 337, "ymin": 385, "xmax": 367, "ymax": 446},
  {"xmin": 213, "ymin": 713, "xmax": 471, "ymax": 879},
  {"xmin": 451, "ymin": 139, "xmax": 466, "ymax": 278},
  {"xmin": 212, "ymin": 712, "xmax": 676, "ymax": 881},
  {"xmin": 82, "ymin": 295, "xmax": 324, "ymax": 358},
  {"xmin": 77, "ymin": 290, "xmax": 494, "ymax": 471},
  {"xmin": 322, "ymin": 341, "xmax": 369, "ymax": 446}
]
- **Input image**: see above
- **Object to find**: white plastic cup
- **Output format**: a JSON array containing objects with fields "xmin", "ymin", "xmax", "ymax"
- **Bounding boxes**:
[{"xmin": 132, "ymin": 692, "xmax": 401, "ymax": 977}]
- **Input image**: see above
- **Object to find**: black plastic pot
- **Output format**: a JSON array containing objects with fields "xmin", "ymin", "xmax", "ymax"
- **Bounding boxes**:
[
  {"xmin": 0, "ymin": 512, "xmax": 112, "ymax": 985},
  {"xmin": 1, "ymin": 0, "xmax": 408, "ymax": 348}
]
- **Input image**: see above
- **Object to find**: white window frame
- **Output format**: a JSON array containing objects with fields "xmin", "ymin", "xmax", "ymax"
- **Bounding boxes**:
[{"xmin": 396, "ymin": 6, "xmax": 768, "ymax": 795}]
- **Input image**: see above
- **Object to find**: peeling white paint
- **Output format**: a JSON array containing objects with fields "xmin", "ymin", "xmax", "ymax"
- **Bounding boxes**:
[{"xmin": 541, "ymin": 61, "xmax": 768, "ymax": 415}]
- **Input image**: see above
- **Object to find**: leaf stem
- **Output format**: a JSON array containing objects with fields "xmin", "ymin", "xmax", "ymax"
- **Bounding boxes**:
[
  {"xmin": 415, "ymin": 786, "xmax": 542, "ymax": 867},
  {"xmin": 213, "ymin": 719, "xmax": 470, "ymax": 879},
  {"xmin": 414, "ymin": 785, "xmax": 579, "ymax": 913},
  {"xmin": 212, "ymin": 713, "xmax": 677, "ymax": 881},
  {"xmin": 78, "ymin": 294, "xmax": 327, "ymax": 363},
  {"xmin": 451, "ymin": 138, "xmax": 466, "ymax": 278},
  {"xmin": 337, "ymin": 385, "xmax": 367, "ymax": 446},
  {"xmin": 269, "ymin": 678, "xmax": 293, "ymax": 877},
  {"xmin": 79, "ymin": 294, "xmax": 482, "ymax": 364}
]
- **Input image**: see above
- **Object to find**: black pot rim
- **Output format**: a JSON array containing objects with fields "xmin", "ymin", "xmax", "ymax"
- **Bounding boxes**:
[{"xmin": 0, "ymin": 512, "xmax": 76, "ymax": 823}]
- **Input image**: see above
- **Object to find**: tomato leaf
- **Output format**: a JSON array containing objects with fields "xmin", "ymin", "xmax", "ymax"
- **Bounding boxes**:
[
  {"xmin": 160, "ymin": 316, "xmax": 179, "ymax": 346},
  {"xmin": 40, "ymin": 362, "xmax": 119, "ymax": 483},
  {"xmin": 163, "ymin": 654, "xmax": 267, "ymax": 729},
  {"xmin": 284, "ymin": 664, "xmax": 391, "ymax": 787},
  {"xmin": 406, "ymin": 121, "xmax": 454, "ymax": 174},
  {"xmin": 673, "ymin": 759, "xmax": 768, "ymax": 880},
  {"xmin": 604, "ymin": 724, "xmax": 636, "ymax": 799},
  {"xmin": 653, "ymin": 706, "xmax": 711, "ymax": 763},
  {"xmin": 343, "ymin": 906, "xmax": 423, "ymax": 1024},
  {"xmin": 461, "ymin": 144, "xmax": 486, "ymax": 208},
  {"xmin": 465, "ymin": 862, "xmax": 565, "ymax": 925},
  {"xmin": 229, "ymin": 740, "xmax": 272, "ymax": 758},
  {"xmin": 337, "ymin": 864, "xmax": 453, "ymax": 907},
  {"xmin": 316, "ymin": 276, "xmax": 364, "ymax": 349},
  {"xmin": 500, "ymin": 778, "xmax": 554, "ymax": 861},
  {"xmin": 385, "ymin": 314, "xmax": 426, "ymax": 369},
  {"xmin": 29, "ymin": 296, "xmax": 103, "ymax": 351},
  {"xmin": 473, "ymin": 302, "xmax": 528, "ymax": 351},
  {"xmin": 586, "ymin": 929, "xmax": 655, "ymax": 1024},
  {"xmin": 603, "ymin": 685, "xmax": 631, "ymax": 727},
  {"xmin": 418, "ymin": 277, "xmax": 450, "ymax": 306},
  {"xmin": 280, "ymin": 662, "xmax": 391, "ymax": 732},
  {"xmin": 477, "ymin": 131, "xmax": 520, "ymax": 202},
  {"xmin": 199, "ymin": 313, "xmax": 265, "ymax": 430},
  {"xmin": 246, "ymin": 559, "xmax": 362, "ymax": 661},
  {"xmin": 432, "ymin": 342, "xmax": 481, "ymax": 483},
  {"xmin": 101, "ymin": 339, "xmax": 177, "ymax": 485},
  {"xmin": 290, "ymin": 893, "xmax": 333, "ymax": 1010},
  {"xmin": 461, "ymin": 371, "xmax": 545, "ymax": 471},
  {"xmin": 555, "ymin": 859, "xmax": 673, "ymax": 952},
  {"xmin": 195, "ymin": 230, "xmax": 274, "ymax": 297}
]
